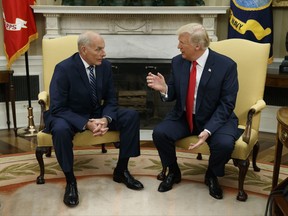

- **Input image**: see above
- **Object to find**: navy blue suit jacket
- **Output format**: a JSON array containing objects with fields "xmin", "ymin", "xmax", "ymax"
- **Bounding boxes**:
[
  {"xmin": 165, "ymin": 48, "xmax": 239, "ymax": 138},
  {"xmin": 44, "ymin": 53, "xmax": 117, "ymax": 132}
]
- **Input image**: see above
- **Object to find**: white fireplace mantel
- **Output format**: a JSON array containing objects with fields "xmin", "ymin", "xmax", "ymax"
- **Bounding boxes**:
[
  {"xmin": 32, "ymin": 6, "xmax": 229, "ymax": 41},
  {"xmin": 32, "ymin": 5, "xmax": 229, "ymax": 15},
  {"xmin": 32, "ymin": 5, "xmax": 229, "ymax": 59}
]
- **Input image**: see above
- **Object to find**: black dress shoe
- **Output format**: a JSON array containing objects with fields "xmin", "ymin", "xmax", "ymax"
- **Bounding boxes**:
[
  {"xmin": 158, "ymin": 171, "xmax": 181, "ymax": 192},
  {"xmin": 205, "ymin": 176, "xmax": 223, "ymax": 199},
  {"xmin": 63, "ymin": 182, "xmax": 79, "ymax": 207},
  {"xmin": 113, "ymin": 170, "xmax": 144, "ymax": 190}
]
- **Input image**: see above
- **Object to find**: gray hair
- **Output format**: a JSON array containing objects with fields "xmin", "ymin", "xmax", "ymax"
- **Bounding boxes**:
[
  {"xmin": 176, "ymin": 23, "xmax": 210, "ymax": 49},
  {"xmin": 77, "ymin": 31, "xmax": 101, "ymax": 51}
]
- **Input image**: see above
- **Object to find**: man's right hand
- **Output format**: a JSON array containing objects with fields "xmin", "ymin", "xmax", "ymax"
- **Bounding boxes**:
[{"xmin": 146, "ymin": 72, "xmax": 167, "ymax": 93}]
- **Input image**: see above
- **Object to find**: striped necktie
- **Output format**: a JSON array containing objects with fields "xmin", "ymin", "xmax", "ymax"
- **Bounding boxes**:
[{"xmin": 88, "ymin": 65, "xmax": 97, "ymax": 107}]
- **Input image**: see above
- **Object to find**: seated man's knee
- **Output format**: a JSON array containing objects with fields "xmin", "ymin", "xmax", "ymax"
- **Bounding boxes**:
[
  {"xmin": 129, "ymin": 109, "xmax": 139, "ymax": 119},
  {"xmin": 210, "ymin": 134, "xmax": 235, "ymax": 153},
  {"xmin": 122, "ymin": 108, "xmax": 140, "ymax": 123},
  {"xmin": 152, "ymin": 124, "xmax": 166, "ymax": 140},
  {"xmin": 51, "ymin": 119, "xmax": 73, "ymax": 137},
  {"xmin": 220, "ymin": 137, "xmax": 235, "ymax": 153}
]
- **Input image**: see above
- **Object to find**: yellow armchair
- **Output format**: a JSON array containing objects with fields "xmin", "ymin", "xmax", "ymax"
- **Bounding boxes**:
[
  {"xmin": 157, "ymin": 39, "xmax": 270, "ymax": 201},
  {"xmin": 36, "ymin": 35, "xmax": 120, "ymax": 184}
]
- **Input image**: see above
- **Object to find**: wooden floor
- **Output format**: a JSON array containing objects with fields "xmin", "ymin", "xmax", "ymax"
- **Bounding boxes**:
[{"xmin": 0, "ymin": 128, "xmax": 287, "ymax": 165}]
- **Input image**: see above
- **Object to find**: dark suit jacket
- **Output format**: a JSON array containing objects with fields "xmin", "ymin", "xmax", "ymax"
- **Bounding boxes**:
[
  {"xmin": 43, "ymin": 53, "xmax": 117, "ymax": 132},
  {"xmin": 164, "ymin": 48, "xmax": 239, "ymax": 137}
]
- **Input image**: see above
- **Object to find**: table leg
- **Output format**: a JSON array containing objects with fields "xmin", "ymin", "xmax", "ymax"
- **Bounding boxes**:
[
  {"xmin": 272, "ymin": 138, "xmax": 283, "ymax": 189},
  {"xmin": 9, "ymin": 79, "xmax": 17, "ymax": 136},
  {"xmin": 4, "ymin": 83, "xmax": 11, "ymax": 130}
]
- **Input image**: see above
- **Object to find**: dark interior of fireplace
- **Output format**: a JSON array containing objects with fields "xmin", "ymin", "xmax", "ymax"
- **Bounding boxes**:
[{"xmin": 109, "ymin": 58, "xmax": 175, "ymax": 129}]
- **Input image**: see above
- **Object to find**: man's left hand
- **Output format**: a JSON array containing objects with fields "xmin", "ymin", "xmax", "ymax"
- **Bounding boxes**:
[{"xmin": 188, "ymin": 130, "xmax": 210, "ymax": 150}]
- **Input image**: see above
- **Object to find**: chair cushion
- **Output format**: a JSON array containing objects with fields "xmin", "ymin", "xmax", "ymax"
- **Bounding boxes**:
[{"xmin": 37, "ymin": 130, "xmax": 120, "ymax": 147}]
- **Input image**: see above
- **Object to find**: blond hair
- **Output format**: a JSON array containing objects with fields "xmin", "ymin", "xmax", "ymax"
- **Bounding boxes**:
[{"xmin": 177, "ymin": 23, "xmax": 210, "ymax": 49}]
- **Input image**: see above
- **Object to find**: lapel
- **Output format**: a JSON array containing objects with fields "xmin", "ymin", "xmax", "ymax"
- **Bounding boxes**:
[
  {"xmin": 180, "ymin": 60, "xmax": 191, "ymax": 108},
  {"xmin": 95, "ymin": 66, "xmax": 103, "ymax": 101},
  {"xmin": 195, "ymin": 49, "xmax": 215, "ymax": 112},
  {"xmin": 75, "ymin": 54, "xmax": 95, "ymax": 101}
]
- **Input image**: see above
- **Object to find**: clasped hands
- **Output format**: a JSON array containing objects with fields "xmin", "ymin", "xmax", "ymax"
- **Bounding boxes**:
[{"xmin": 86, "ymin": 118, "xmax": 109, "ymax": 136}]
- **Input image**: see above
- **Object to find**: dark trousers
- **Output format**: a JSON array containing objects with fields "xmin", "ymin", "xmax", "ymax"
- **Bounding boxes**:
[
  {"xmin": 152, "ymin": 114, "xmax": 235, "ymax": 177},
  {"xmin": 50, "ymin": 108, "xmax": 140, "ymax": 173}
]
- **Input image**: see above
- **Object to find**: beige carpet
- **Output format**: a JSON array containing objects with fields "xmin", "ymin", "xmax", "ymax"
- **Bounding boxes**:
[{"xmin": 1, "ymin": 148, "xmax": 287, "ymax": 216}]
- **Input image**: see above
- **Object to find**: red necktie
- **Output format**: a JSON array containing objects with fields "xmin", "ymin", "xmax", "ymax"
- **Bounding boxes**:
[{"xmin": 186, "ymin": 61, "xmax": 197, "ymax": 132}]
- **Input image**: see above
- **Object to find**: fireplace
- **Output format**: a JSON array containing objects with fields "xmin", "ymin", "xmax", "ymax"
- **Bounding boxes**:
[
  {"xmin": 109, "ymin": 58, "xmax": 174, "ymax": 128},
  {"xmin": 32, "ymin": 5, "xmax": 228, "ymax": 128}
]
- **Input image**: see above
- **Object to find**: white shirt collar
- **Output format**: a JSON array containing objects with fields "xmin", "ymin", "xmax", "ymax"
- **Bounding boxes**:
[
  {"xmin": 195, "ymin": 48, "xmax": 209, "ymax": 68},
  {"xmin": 79, "ymin": 55, "xmax": 91, "ymax": 69}
]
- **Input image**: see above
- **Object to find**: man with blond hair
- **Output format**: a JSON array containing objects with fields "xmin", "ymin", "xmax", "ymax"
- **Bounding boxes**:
[{"xmin": 147, "ymin": 23, "xmax": 242, "ymax": 199}]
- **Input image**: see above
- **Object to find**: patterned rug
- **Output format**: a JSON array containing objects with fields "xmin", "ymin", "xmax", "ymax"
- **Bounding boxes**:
[
  {"xmin": 1, "ymin": 148, "xmax": 288, "ymax": 216},
  {"xmin": 1, "ymin": 147, "xmax": 287, "ymax": 195}
]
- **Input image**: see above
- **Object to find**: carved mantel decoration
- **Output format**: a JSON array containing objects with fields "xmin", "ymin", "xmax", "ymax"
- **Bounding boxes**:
[
  {"xmin": 32, "ymin": 6, "xmax": 229, "ymax": 59},
  {"xmin": 272, "ymin": 0, "xmax": 288, "ymax": 7}
]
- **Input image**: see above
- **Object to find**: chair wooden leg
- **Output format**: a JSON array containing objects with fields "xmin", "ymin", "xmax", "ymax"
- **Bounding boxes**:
[
  {"xmin": 101, "ymin": 144, "xmax": 107, "ymax": 153},
  {"xmin": 197, "ymin": 153, "xmax": 202, "ymax": 160},
  {"xmin": 113, "ymin": 142, "xmax": 120, "ymax": 149},
  {"xmin": 46, "ymin": 146, "xmax": 52, "ymax": 157},
  {"xmin": 35, "ymin": 146, "xmax": 51, "ymax": 185},
  {"xmin": 233, "ymin": 158, "xmax": 250, "ymax": 201},
  {"xmin": 157, "ymin": 166, "xmax": 167, "ymax": 181},
  {"xmin": 252, "ymin": 141, "xmax": 260, "ymax": 172}
]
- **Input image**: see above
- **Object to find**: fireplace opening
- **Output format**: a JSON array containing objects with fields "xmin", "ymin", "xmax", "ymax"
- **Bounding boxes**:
[{"xmin": 109, "ymin": 58, "xmax": 175, "ymax": 129}]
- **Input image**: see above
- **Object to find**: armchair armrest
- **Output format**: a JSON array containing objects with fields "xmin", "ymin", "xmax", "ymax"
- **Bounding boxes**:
[
  {"xmin": 38, "ymin": 91, "xmax": 49, "ymax": 131},
  {"xmin": 242, "ymin": 99, "xmax": 266, "ymax": 143}
]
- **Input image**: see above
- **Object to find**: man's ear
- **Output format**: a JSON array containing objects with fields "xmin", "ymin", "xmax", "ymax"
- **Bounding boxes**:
[
  {"xmin": 195, "ymin": 43, "xmax": 201, "ymax": 50},
  {"xmin": 80, "ymin": 46, "xmax": 87, "ymax": 55}
]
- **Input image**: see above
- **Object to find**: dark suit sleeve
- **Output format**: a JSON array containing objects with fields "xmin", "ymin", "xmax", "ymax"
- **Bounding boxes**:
[
  {"xmin": 203, "ymin": 60, "xmax": 238, "ymax": 135},
  {"xmin": 164, "ymin": 55, "xmax": 191, "ymax": 119},
  {"xmin": 165, "ymin": 57, "xmax": 179, "ymax": 102}
]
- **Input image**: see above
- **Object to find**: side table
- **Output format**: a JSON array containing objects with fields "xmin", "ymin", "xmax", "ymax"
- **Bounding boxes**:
[
  {"xmin": 0, "ymin": 70, "xmax": 17, "ymax": 136},
  {"xmin": 271, "ymin": 107, "xmax": 288, "ymax": 216},
  {"xmin": 266, "ymin": 72, "xmax": 288, "ymax": 88}
]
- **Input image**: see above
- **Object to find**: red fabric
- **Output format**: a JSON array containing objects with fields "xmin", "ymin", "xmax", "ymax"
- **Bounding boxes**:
[
  {"xmin": 186, "ymin": 61, "xmax": 197, "ymax": 132},
  {"xmin": 2, "ymin": 0, "xmax": 38, "ymax": 69}
]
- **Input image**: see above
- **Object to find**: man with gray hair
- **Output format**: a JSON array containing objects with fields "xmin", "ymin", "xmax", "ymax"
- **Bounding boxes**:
[
  {"xmin": 146, "ymin": 23, "xmax": 242, "ymax": 199},
  {"xmin": 44, "ymin": 31, "xmax": 144, "ymax": 207}
]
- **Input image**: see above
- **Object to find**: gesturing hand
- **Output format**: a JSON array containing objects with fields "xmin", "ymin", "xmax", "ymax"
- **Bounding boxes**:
[
  {"xmin": 146, "ymin": 72, "xmax": 167, "ymax": 93},
  {"xmin": 188, "ymin": 131, "xmax": 210, "ymax": 150}
]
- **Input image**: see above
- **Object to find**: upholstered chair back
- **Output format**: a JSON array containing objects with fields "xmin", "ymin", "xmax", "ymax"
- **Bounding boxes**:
[
  {"xmin": 42, "ymin": 35, "xmax": 79, "ymax": 97},
  {"xmin": 209, "ymin": 39, "xmax": 270, "ymax": 131}
]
